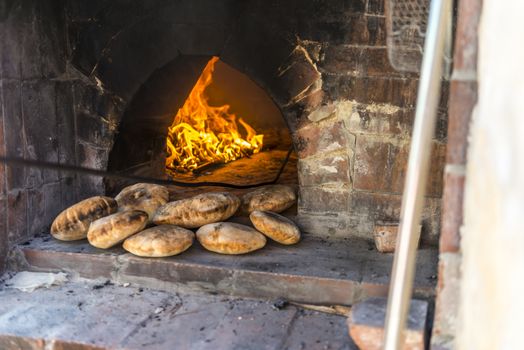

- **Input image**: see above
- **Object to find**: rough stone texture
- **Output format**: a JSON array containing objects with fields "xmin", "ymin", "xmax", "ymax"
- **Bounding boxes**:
[
  {"xmin": 431, "ymin": 252, "xmax": 461, "ymax": 350},
  {"xmin": 353, "ymin": 136, "xmax": 446, "ymax": 196},
  {"xmin": 0, "ymin": 0, "xmax": 450, "ymax": 275},
  {"xmin": 446, "ymin": 81, "xmax": 477, "ymax": 166},
  {"xmin": 0, "ymin": 277, "xmax": 357, "ymax": 349},
  {"xmin": 347, "ymin": 297, "xmax": 428, "ymax": 350},
  {"xmin": 298, "ymin": 150, "xmax": 352, "ymax": 186},
  {"xmin": 298, "ymin": 185, "xmax": 351, "ymax": 214},
  {"xmin": 439, "ymin": 171, "xmax": 465, "ymax": 253},
  {"xmin": 0, "ymin": 1, "xmax": 124, "ymax": 274},
  {"xmin": 294, "ymin": 119, "xmax": 355, "ymax": 159},
  {"xmin": 439, "ymin": 80, "xmax": 477, "ymax": 253},
  {"xmin": 346, "ymin": 192, "xmax": 441, "ymax": 244},
  {"xmin": 373, "ymin": 223, "xmax": 399, "ymax": 253},
  {"xmin": 10, "ymin": 234, "xmax": 438, "ymax": 306}
]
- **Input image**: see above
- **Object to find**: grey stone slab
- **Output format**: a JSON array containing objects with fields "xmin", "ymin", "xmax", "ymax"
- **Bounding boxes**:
[
  {"xmin": 0, "ymin": 277, "xmax": 357, "ymax": 350},
  {"xmin": 16, "ymin": 234, "xmax": 438, "ymax": 305},
  {"xmin": 0, "ymin": 278, "xmax": 177, "ymax": 349},
  {"xmin": 348, "ymin": 297, "xmax": 428, "ymax": 350},
  {"xmin": 350, "ymin": 297, "xmax": 428, "ymax": 330},
  {"xmin": 22, "ymin": 248, "xmax": 117, "ymax": 280},
  {"xmin": 194, "ymin": 300, "xmax": 297, "ymax": 350},
  {"xmin": 122, "ymin": 294, "xmax": 231, "ymax": 349},
  {"xmin": 283, "ymin": 309, "xmax": 358, "ymax": 350},
  {"xmin": 360, "ymin": 247, "xmax": 438, "ymax": 289}
]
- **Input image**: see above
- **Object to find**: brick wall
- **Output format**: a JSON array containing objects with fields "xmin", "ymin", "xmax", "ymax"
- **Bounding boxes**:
[
  {"xmin": 0, "ymin": 0, "xmax": 123, "ymax": 272},
  {"xmin": 0, "ymin": 0, "xmax": 448, "ymax": 274},
  {"xmin": 432, "ymin": 0, "xmax": 480, "ymax": 347},
  {"xmin": 285, "ymin": 0, "xmax": 448, "ymax": 242}
]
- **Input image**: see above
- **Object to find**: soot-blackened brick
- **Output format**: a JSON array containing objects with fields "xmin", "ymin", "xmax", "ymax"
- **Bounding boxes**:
[
  {"xmin": 354, "ymin": 136, "xmax": 446, "ymax": 196},
  {"xmin": 299, "ymin": 186, "xmax": 351, "ymax": 213},
  {"xmin": 274, "ymin": 48, "xmax": 321, "ymax": 105},
  {"xmin": 22, "ymin": 81, "xmax": 60, "ymax": 185},
  {"xmin": 76, "ymin": 112, "xmax": 114, "ymax": 149},
  {"xmin": 2, "ymin": 80, "xmax": 27, "ymax": 190},
  {"xmin": 7, "ymin": 189, "xmax": 28, "ymax": 245},
  {"xmin": 55, "ymin": 81, "xmax": 77, "ymax": 165},
  {"xmin": 294, "ymin": 120, "xmax": 354, "ymax": 158},
  {"xmin": 348, "ymin": 191, "xmax": 441, "ymax": 244},
  {"xmin": 298, "ymin": 151, "xmax": 352, "ymax": 186},
  {"xmin": 324, "ymin": 75, "xmax": 419, "ymax": 106},
  {"xmin": 367, "ymin": 0, "xmax": 385, "ymax": 15}
]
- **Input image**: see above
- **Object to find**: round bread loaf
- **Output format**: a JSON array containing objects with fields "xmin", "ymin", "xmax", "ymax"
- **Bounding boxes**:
[
  {"xmin": 51, "ymin": 196, "xmax": 117, "ymax": 241},
  {"xmin": 249, "ymin": 210, "xmax": 301, "ymax": 245},
  {"xmin": 115, "ymin": 183, "xmax": 169, "ymax": 221},
  {"xmin": 152, "ymin": 192, "xmax": 240, "ymax": 228},
  {"xmin": 196, "ymin": 222, "xmax": 266, "ymax": 255},
  {"xmin": 87, "ymin": 210, "xmax": 148, "ymax": 249},
  {"xmin": 123, "ymin": 225, "xmax": 194, "ymax": 257},
  {"xmin": 240, "ymin": 185, "xmax": 296, "ymax": 215}
]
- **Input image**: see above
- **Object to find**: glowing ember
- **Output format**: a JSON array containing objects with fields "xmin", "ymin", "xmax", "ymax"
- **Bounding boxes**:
[{"xmin": 166, "ymin": 57, "xmax": 264, "ymax": 174}]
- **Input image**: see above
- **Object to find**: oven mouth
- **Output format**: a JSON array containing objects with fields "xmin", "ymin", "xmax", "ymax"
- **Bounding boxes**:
[{"xmin": 105, "ymin": 55, "xmax": 297, "ymax": 198}]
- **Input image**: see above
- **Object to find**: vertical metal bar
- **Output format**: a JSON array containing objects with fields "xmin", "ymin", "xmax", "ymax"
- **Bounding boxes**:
[
  {"xmin": 443, "ymin": 0, "xmax": 454, "ymax": 80},
  {"xmin": 383, "ymin": 0, "xmax": 451, "ymax": 349}
]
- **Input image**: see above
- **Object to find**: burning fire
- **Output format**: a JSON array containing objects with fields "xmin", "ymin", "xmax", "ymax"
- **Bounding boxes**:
[{"xmin": 166, "ymin": 57, "xmax": 264, "ymax": 174}]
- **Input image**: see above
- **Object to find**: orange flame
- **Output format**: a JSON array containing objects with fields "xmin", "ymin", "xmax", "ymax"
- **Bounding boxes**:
[{"xmin": 165, "ymin": 57, "xmax": 264, "ymax": 174}]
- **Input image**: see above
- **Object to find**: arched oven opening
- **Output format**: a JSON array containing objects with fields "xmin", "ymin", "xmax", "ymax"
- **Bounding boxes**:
[{"xmin": 106, "ymin": 56, "xmax": 297, "ymax": 204}]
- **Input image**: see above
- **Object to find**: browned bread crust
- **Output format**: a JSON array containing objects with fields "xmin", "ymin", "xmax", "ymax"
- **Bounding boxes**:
[
  {"xmin": 196, "ymin": 222, "xmax": 266, "ymax": 255},
  {"xmin": 153, "ymin": 192, "xmax": 240, "ymax": 228},
  {"xmin": 123, "ymin": 225, "xmax": 194, "ymax": 257},
  {"xmin": 51, "ymin": 196, "xmax": 117, "ymax": 241},
  {"xmin": 249, "ymin": 210, "xmax": 301, "ymax": 245},
  {"xmin": 115, "ymin": 183, "xmax": 169, "ymax": 221},
  {"xmin": 240, "ymin": 185, "xmax": 296, "ymax": 215},
  {"xmin": 87, "ymin": 210, "xmax": 148, "ymax": 249}
]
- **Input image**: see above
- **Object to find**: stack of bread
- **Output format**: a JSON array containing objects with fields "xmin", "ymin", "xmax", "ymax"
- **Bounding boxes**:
[{"xmin": 50, "ymin": 183, "xmax": 301, "ymax": 257}]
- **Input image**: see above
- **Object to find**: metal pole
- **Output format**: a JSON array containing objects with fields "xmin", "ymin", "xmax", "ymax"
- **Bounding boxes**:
[{"xmin": 383, "ymin": 0, "xmax": 451, "ymax": 349}]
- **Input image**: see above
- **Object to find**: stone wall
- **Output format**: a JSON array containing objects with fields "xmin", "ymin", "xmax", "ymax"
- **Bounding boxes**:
[
  {"xmin": 67, "ymin": 0, "xmax": 447, "ymax": 243},
  {"xmin": 0, "ymin": 0, "xmax": 448, "ymax": 273},
  {"xmin": 0, "ymin": 0, "xmax": 124, "ymax": 272}
]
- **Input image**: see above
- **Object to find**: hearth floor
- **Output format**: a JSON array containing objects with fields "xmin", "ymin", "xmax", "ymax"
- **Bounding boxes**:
[
  {"xmin": 0, "ymin": 275, "xmax": 357, "ymax": 349},
  {"xmin": 11, "ymin": 233, "xmax": 438, "ymax": 306}
]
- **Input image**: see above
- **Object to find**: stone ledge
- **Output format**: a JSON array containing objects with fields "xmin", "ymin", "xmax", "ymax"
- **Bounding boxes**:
[
  {"xmin": 0, "ymin": 278, "xmax": 357, "ymax": 349},
  {"xmin": 348, "ymin": 297, "xmax": 429, "ymax": 350},
  {"xmin": 11, "ymin": 235, "xmax": 438, "ymax": 306}
]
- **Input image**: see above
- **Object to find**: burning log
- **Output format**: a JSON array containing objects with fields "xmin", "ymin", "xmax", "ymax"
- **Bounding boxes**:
[{"xmin": 165, "ymin": 57, "xmax": 263, "ymax": 174}]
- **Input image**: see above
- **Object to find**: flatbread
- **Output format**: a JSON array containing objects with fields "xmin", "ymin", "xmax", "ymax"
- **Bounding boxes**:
[
  {"xmin": 115, "ymin": 183, "xmax": 169, "ymax": 221},
  {"xmin": 153, "ymin": 192, "xmax": 240, "ymax": 228},
  {"xmin": 196, "ymin": 222, "xmax": 266, "ymax": 255},
  {"xmin": 123, "ymin": 225, "xmax": 194, "ymax": 257},
  {"xmin": 240, "ymin": 185, "xmax": 296, "ymax": 215},
  {"xmin": 87, "ymin": 210, "xmax": 148, "ymax": 249},
  {"xmin": 51, "ymin": 196, "xmax": 117, "ymax": 241},
  {"xmin": 249, "ymin": 210, "xmax": 301, "ymax": 245}
]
